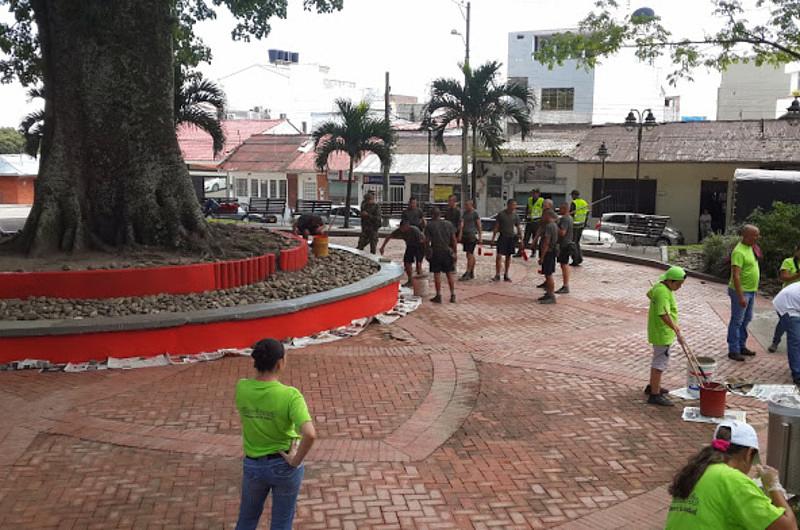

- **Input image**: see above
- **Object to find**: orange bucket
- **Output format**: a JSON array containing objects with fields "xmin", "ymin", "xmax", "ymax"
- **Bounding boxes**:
[
  {"xmin": 312, "ymin": 235, "xmax": 329, "ymax": 258},
  {"xmin": 699, "ymin": 382, "xmax": 727, "ymax": 417}
]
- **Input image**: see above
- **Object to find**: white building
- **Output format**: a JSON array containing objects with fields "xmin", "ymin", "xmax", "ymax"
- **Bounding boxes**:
[
  {"xmin": 776, "ymin": 62, "xmax": 800, "ymax": 119},
  {"xmin": 216, "ymin": 61, "xmax": 378, "ymax": 135},
  {"xmin": 717, "ymin": 62, "xmax": 792, "ymax": 121},
  {"xmin": 508, "ymin": 29, "xmax": 672, "ymax": 125}
]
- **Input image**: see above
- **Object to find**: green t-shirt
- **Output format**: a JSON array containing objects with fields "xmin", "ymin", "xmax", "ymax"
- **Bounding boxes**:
[
  {"xmin": 647, "ymin": 282, "xmax": 678, "ymax": 346},
  {"xmin": 780, "ymin": 257, "xmax": 800, "ymax": 288},
  {"xmin": 665, "ymin": 463, "xmax": 784, "ymax": 530},
  {"xmin": 235, "ymin": 379, "xmax": 312, "ymax": 458},
  {"xmin": 729, "ymin": 242, "xmax": 760, "ymax": 292}
]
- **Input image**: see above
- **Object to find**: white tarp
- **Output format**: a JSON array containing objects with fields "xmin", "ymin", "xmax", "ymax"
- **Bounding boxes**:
[{"xmin": 734, "ymin": 168, "xmax": 800, "ymax": 183}]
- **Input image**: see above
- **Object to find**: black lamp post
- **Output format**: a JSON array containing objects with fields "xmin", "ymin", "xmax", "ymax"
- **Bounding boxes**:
[
  {"xmin": 596, "ymin": 141, "xmax": 610, "ymax": 242},
  {"xmin": 780, "ymin": 96, "xmax": 800, "ymax": 126},
  {"xmin": 624, "ymin": 109, "xmax": 657, "ymax": 214}
]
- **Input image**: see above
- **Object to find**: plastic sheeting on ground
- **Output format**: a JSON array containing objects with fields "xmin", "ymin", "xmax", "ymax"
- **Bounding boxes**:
[
  {"xmin": 682, "ymin": 407, "xmax": 746, "ymax": 424},
  {"xmin": 0, "ymin": 288, "xmax": 421, "ymax": 373}
]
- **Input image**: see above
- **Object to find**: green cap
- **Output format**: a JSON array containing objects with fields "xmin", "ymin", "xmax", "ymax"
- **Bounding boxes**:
[{"xmin": 660, "ymin": 266, "xmax": 686, "ymax": 282}]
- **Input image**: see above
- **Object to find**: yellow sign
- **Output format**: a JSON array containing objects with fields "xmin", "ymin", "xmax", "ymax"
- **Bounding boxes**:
[{"xmin": 434, "ymin": 185, "xmax": 453, "ymax": 202}]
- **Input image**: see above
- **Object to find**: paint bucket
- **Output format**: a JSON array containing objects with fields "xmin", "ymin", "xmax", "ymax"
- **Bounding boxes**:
[
  {"xmin": 412, "ymin": 275, "xmax": 429, "ymax": 297},
  {"xmin": 687, "ymin": 356, "xmax": 717, "ymax": 398},
  {"xmin": 311, "ymin": 235, "xmax": 329, "ymax": 258},
  {"xmin": 699, "ymin": 382, "xmax": 727, "ymax": 417}
]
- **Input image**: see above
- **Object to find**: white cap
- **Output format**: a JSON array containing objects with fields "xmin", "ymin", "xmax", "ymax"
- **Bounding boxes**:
[{"xmin": 713, "ymin": 420, "xmax": 759, "ymax": 451}]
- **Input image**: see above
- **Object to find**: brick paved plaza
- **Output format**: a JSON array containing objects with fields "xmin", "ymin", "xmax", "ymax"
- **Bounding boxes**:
[{"xmin": 0, "ymin": 237, "xmax": 795, "ymax": 529}]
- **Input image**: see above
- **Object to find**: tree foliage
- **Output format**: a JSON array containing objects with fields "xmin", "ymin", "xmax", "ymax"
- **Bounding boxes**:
[
  {"xmin": 748, "ymin": 201, "xmax": 800, "ymax": 278},
  {"xmin": 312, "ymin": 99, "xmax": 394, "ymax": 228},
  {"xmin": 174, "ymin": 69, "xmax": 227, "ymax": 156},
  {"xmin": 0, "ymin": 0, "xmax": 344, "ymax": 88},
  {"xmin": 533, "ymin": 0, "xmax": 800, "ymax": 85},
  {"xmin": 0, "ymin": 126, "xmax": 24, "ymax": 154},
  {"xmin": 425, "ymin": 62, "xmax": 534, "ymax": 163}
]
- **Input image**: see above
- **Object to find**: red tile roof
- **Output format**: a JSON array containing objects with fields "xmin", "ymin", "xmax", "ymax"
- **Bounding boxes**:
[
  {"xmin": 177, "ymin": 119, "xmax": 284, "ymax": 162},
  {"xmin": 287, "ymin": 150, "xmax": 352, "ymax": 172},
  {"xmin": 220, "ymin": 134, "xmax": 310, "ymax": 173}
]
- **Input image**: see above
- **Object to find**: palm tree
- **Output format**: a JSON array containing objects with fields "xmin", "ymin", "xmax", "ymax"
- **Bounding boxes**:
[
  {"xmin": 313, "ymin": 99, "xmax": 395, "ymax": 229},
  {"xmin": 424, "ymin": 61, "xmax": 534, "ymax": 206},
  {"xmin": 174, "ymin": 69, "xmax": 226, "ymax": 157},
  {"xmin": 20, "ymin": 70, "xmax": 227, "ymax": 158}
]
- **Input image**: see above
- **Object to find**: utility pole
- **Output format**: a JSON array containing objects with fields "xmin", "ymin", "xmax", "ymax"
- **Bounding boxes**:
[
  {"xmin": 459, "ymin": 1, "xmax": 471, "ymax": 211},
  {"xmin": 383, "ymin": 71, "xmax": 391, "ymax": 204}
]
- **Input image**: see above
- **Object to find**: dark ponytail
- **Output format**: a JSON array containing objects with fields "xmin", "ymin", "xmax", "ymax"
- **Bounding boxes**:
[{"xmin": 668, "ymin": 426, "xmax": 753, "ymax": 499}]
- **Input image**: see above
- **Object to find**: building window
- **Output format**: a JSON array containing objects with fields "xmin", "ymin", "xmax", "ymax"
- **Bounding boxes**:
[
  {"xmin": 508, "ymin": 77, "xmax": 528, "ymax": 90},
  {"xmin": 541, "ymin": 88, "xmax": 574, "ymax": 111},
  {"xmin": 269, "ymin": 180, "xmax": 277, "ymax": 198},
  {"xmin": 235, "ymin": 178, "xmax": 248, "ymax": 197},
  {"xmin": 279, "ymin": 180, "xmax": 287, "ymax": 198},
  {"xmin": 389, "ymin": 185, "xmax": 404, "ymax": 203},
  {"xmin": 410, "ymin": 183, "xmax": 429, "ymax": 204},
  {"xmin": 302, "ymin": 180, "xmax": 316, "ymax": 200}
]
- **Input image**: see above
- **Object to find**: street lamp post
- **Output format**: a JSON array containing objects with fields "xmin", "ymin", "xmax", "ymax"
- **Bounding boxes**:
[
  {"xmin": 624, "ymin": 109, "xmax": 657, "ymax": 214},
  {"xmin": 451, "ymin": 0, "xmax": 471, "ymax": 209},
  {"xmin": 595, "ymin": 141, "xmax": 610, "ymax": 242}
]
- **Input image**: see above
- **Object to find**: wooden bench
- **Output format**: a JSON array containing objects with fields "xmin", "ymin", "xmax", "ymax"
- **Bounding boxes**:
[
  {"xmin": 294, "ymin": 199, "xmax": 332, "ymax": 219},
  {"xmin": 612, "ymin": 215, "xmax": 670, "ymax": 248},
  {"xmin": 379, "ymin": 202, "xmax": 407, "ymax": 219},
  {"xmin": 245, "ymin": 198, "xmax": 285, "ymax": 223}
]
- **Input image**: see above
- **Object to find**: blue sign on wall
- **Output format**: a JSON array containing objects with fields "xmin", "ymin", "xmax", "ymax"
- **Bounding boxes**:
[{"xmin": 365, "ymin": 175, "xmax": 406, "ymax": 185}]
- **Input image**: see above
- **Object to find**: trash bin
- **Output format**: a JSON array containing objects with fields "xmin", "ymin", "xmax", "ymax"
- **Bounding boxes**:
[{"xmin": 766, "ymin": 394, "xmax": 800, "ymax": 495}]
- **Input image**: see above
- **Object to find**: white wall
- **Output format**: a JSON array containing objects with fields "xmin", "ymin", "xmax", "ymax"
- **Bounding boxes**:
[
  {"xmin": 717, "ymin": 62, "xmax": 792, "ymax": 121},
  {"xmin": 592, "ymin": 49, "xmax": 668, "ymax": 125}
]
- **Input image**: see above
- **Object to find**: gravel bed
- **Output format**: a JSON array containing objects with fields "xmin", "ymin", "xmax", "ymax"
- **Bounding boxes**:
[{"xmin": 0, "ymin": 249, "xmax": 379, "ymax": 321}]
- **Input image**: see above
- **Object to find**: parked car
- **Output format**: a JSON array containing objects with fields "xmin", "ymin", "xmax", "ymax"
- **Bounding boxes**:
[
  {"xmin": 596, "ymin": 212, "xmax": 685, "ymax": 246},
  {"xmin": 202, "ymin": 198, "xmax": 248, "ymax": 221},
  {"xmin": 0, "ymin": 204, "xmax": 31, "ymax": 235},
  {"xmin": 204, "ymin": 177, "xmax": 226, "ymax": 193},
  {"xmin": 479, "ymin": 215, "xmax": 616, "ymax": 244}
]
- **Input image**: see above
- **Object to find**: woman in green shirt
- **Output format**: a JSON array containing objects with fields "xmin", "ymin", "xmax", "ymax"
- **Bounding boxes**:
[
  {"xmin": 769, "ymin": 245, "xmax": 800, "ymax": 353},
  {"xmin": 235, "ymin": 338, "xmax": 317, "ymax": 530},
  {"xmin": 666, "ymin": 421, "xmax": 796, "ymax": 530}
]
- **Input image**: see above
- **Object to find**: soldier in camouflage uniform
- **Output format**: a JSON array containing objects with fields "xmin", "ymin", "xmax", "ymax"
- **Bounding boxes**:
[{"xmin": 357, "ymin": 191, "xmax": 382, "ymax": 254}]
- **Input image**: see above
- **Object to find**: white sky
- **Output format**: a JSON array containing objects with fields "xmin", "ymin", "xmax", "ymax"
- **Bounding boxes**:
[{"xmin": 0, "ymin": 0, "xmax": 775, "ymax": 127}]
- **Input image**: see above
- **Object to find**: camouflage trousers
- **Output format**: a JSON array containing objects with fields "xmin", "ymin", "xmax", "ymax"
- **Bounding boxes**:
[{"xmin": 357, "ymin": 229, "xmax": 379, "ymax": 254}]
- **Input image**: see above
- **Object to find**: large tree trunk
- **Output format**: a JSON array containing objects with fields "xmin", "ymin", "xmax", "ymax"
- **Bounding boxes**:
[{"xmin": 18, "ymin": 0, "xmax": 207, "ymax": 256}]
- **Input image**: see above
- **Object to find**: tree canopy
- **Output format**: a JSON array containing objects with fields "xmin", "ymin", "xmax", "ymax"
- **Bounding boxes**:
[
  {"xmin": 0, "ymin": 127, "xmax": 24, "ymax": 154},
  {"xmin": 0, "ymin": 0, "xmax": 344, "ymax": 87},
  {"xmin": 533, "ymin": 0, "xmax": 800, "ymax": 85}
]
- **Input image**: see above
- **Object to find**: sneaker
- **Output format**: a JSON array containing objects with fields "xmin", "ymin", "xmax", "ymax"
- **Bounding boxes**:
[
  {"xmin": 492, "ymin": 275, "xmax": 501, "ymax": 282},
  {"xmin": 430, "ymin": 294, "xmax": 442, "ymax": 304},
  {"xmin": 536, "ymin": 282, "xmax": 547, "ymax": 289},
  {"xmin": 647, "ymin": 393, "xmax": 674, "ymax": 407},
  {"xmin": 504, "ymin": 276, "xmax": 512, "ymax": 282},
  {"xmin": 741, "ymin": 347, "xmax": 756, "ymax": 357},
  {"xmin": 555, "ymin": 286, "xmax": 570, "ymax": 294},
  {"xmin": 768, "ymin": 343, "xmax": 779, "ymax": 353},
  {"xmin": 570, "ymin": 262, "xmax": 582, "ymax": 267},
  {"xmin": 450, "ymin": 294, "xmax": 456, "ymax": 304},
  {"xmin": 728, "ymin": 352, "xmax": 746, "ymax": 362},
  {"xmin": 644, "ymin": 384, "xmax": 670, "ymax": 395},
  {"xmin": 468, "ymin": 271, "xmax": 475, "ymax": 280},
  {"xmin": 459, "ymin": 272, "xmax": 470, "ymax": 281},
  {"xmin": 539, "ymin": 295, "xmax": 556, "ymax": 305},
  {"xmin": 402, "ymin": 281, "xmax": 413, "ymax": 288}
]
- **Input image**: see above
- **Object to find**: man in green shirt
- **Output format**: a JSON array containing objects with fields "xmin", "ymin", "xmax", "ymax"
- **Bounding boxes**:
[
  {"xmin": 235, "ymin": 338, "xmax": 317, "ymax": 530},
  {"xmin": 728, "ymin": 225, "xmax": 761, "ymax": 362},
  {"xmin": 645, "ymin": 266, "xmax": 686, "ymax": 406},
  {"xmin": 769, "ymin": 244, "xmax": 800, "ymax": 352}
]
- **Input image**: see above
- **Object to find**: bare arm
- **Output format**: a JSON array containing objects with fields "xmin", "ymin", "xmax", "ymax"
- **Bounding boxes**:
[
  {"xmin": 281, "ymin": 421, "xmax": 316, "ymax": 467},
  {"xmin": 659, "ymin": 313, "xmax": 682, "ymax": 337},
  {"xmin": 779, "ymin": 269, "xmax": 800, "ymax": 283},
  {"xmin": 476, "ymin": 217, "xmax": 483, "ymax": 243},
  {"xmin": 379, "ymin": 234, "xmax": 395, "ymax": 254}
]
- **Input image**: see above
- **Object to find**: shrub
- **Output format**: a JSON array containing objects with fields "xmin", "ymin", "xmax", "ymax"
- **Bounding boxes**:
[
  {"xmin": 748, "ymin": 202, "xmax": 800, "ymax": 279},
  {"xmin": 702, "ymin": 233, "xmax": 739, "ymax": 279}
]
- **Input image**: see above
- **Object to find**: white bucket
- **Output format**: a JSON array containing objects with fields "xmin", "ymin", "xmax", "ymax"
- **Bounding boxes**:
[
  {"xmin": 412, "ymin": 275, "xmax": 429, "ymax": 297},
  {"xmin": 687, "ymin": 356, "xmax": 717, "ymax": 398}
]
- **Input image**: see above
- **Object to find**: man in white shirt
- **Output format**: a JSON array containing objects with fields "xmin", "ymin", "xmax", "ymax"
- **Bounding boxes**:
[{"xmin": 772, "ymin": 282, "xmax": 800, "ymax": 387}]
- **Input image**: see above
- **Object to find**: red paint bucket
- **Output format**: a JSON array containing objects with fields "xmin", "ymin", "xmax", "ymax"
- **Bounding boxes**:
[{"xmin": 699, "ymin": 382, "xmax": 727, "ymax": 417}]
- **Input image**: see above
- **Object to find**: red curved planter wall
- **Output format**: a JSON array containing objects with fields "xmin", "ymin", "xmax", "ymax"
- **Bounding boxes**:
[
  {"xmin": 0, "ymin": 232, "xmax": 309, "ymax": 300},
  {"xmin": 0, "ymin": 282, "xmax": 398, "ymax": 364}
]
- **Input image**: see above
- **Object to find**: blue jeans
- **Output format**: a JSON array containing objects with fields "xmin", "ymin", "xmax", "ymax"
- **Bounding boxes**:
[
  {"xmin": 727, "ymin": 289, "xmax": 756, "ymax": 354},
  {"xmin": 236, "ymin": 457, "xmax": 304, "ymax": 530},
  {"xmin": 772, "ymin": 312, "xmax": 787, "ymax": 346},
  {"xmin": 779, "ymin": 313, "xmax": 800, "ymax": 381}
]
